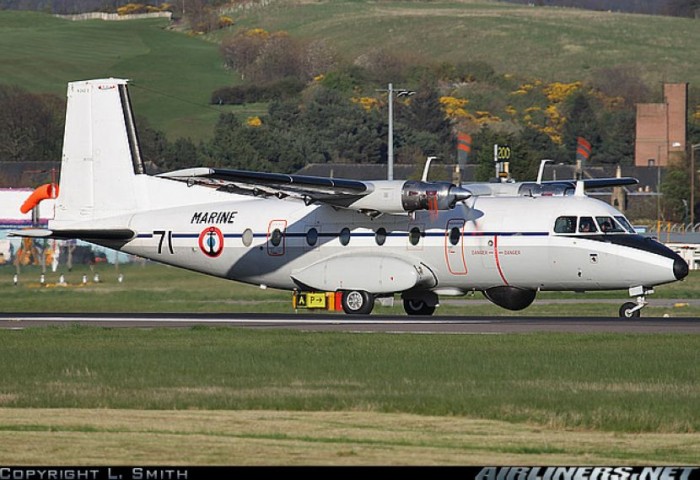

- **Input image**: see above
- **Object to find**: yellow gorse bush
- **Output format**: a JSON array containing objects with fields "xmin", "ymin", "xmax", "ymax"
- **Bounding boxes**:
[{"xmin": 352, "ymin": 97, "xmax": 380, "ymax": 111}]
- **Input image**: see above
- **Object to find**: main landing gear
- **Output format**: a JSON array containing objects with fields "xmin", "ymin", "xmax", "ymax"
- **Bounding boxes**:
[
  {"xmin": 401, "ymin": 291, "xmax": 438, "ymax": 316},
  {"xmin": 619, "ymin": 286, "xmax": 654, "ymax": 318},
  {"xmin": 341, "ymin": 290, "xmax": 374, "ymax": 315},
  {"xmin": 403, "ymin": 298, "xmax": 436, "ymax": 316}
]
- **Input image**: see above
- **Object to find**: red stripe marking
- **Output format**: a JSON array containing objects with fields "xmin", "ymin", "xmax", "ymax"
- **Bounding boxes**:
[{"xmin": 493, "ymin": 235, "xmax": 509, "ymax": 285}]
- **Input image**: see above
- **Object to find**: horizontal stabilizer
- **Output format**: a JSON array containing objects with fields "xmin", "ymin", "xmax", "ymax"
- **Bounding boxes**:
[
  {"xmin": 9, "ymin": 229, "xmax": 135, "ymax": 241},
  {"xmin": 8, "ymin": 229, "xmax": 54, "ymax": 238}
]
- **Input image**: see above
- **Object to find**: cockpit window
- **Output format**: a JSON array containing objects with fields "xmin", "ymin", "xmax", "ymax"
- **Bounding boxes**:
[
  {"xmin": 554, "ymin": 216, "xmax": 576, "ymax": 233},
  {"xmin": 614, "ymin": 216, "xmax": 636, "ymax": 234},
  {"xmin": 578, "ymin": 217, "xmax": 598, "ymax": 233},
  {"xmin": 555, "ymin": 215, "xmax": 634, "ymax": 235},
  {"xmin": 596, "ymin": 216, "xmax": 625, "ymax": 233}
]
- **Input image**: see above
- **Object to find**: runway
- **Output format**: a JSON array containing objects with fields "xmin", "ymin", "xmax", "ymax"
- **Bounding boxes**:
[{"xmin": 1, "ymin": 313, "xmax": 699, "ymax": 333}]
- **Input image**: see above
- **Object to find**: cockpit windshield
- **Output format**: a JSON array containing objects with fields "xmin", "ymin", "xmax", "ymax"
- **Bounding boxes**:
[
  {"xmin": 614, "ymin": 215, "xmax": 636, "ymax": 233},
  {"xmin": 596, "ymin": 216, "xmax": 625, "ymax": 233},
  {"xmin": 553, "ymin": 215, "xmax": 635, "ymax": 235},
  {"xmin": 579, "ymin": 217, "xmax": 597, "ymax": 233}
]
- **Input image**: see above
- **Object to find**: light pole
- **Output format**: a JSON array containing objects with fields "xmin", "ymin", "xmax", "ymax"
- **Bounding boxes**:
[
  {"xmin": 379, "ymin": 83, "xmax": 415, "ymax": 181},
  {"xmin": 692, "ymin": 143, "xmax": 700, "ymax": 228}
]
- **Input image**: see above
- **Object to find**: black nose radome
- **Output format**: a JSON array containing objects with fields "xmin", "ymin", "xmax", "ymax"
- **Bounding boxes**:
[{"xmin": 674, "ymin": 257, "xmax": 689, "ymax": 281}]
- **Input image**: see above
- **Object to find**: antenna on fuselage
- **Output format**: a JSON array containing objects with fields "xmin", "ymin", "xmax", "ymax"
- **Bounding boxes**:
[
  {"xmin": 574, "ymin": 180, "xmax": 585, "ymax": 197},
  {"xmin": 421, "ymin": 156, "xmax": 439, "ymax": 182},
  {"xmin": 536, "ymin": 159, "xmax": 553, "ymax": 184}
]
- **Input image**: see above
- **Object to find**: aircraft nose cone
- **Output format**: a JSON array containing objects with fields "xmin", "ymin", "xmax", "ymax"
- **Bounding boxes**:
[{"xmin": 674, "ymin": 256, "xmax": 689, "ymax": 280}]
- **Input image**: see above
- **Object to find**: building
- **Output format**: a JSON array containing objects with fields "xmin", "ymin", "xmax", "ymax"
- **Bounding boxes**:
[{"xmin": 635, "ymin": 82, "xmax": 688, "ymax": 167}]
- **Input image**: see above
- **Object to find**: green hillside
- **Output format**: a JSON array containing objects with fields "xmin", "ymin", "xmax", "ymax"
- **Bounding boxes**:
[
  {"xmin": 1, "ymin": 1, "xmax": 698, "ymax": 141},
  {"xmin": 216, "ymin": 0, "xmax": 699, "ymax": 88},
  {"xmin": 0, "ymin": 11, "xmax": 237, "ymax": 140}
]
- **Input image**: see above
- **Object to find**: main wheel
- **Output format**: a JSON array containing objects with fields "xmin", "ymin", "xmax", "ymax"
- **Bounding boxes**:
[
  {"xmin": 403, "ymin": 298, "xmax": 436, "ymax": 316},
  {"xmin": 619, "ymin": 301, "xmax": 641, "ymax": 318},
  {"xmin": 341, "ymin": 290, "xmax": 373, "ymax": 315}
]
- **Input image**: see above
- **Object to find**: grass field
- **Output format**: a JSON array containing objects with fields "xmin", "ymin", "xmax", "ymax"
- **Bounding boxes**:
[
  {"xmin": 2, "ymin": 262, "xmax": 700, "ymax": 317},
  {"xmin": 0, "ymin": 12, "xmax": 236, "ymax": 140},
  {"xmin": 0, "ymin": 262, "xmax": 698, "ymax": 464},
  {"xmin": 216, "ymin": 0, "xmax": 700, "ymax": 88},
  {"xmin": 0, "ymin": 325, "xmax": 698, "ymax": 464},
  {"xmin": 1, "ymin": 1, "xmax": 698, "ymax": 141}
]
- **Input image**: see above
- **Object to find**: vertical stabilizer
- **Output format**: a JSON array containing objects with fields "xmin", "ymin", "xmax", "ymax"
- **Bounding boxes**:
[{"xmin": 53, "ymin": 78, "xmax": 145, "ymax": 225}]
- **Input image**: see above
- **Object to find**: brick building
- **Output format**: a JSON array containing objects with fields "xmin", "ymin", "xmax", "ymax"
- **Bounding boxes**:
[{"xmin": 635, "ymin": 82, "xmax": 688, "ymax": 167}]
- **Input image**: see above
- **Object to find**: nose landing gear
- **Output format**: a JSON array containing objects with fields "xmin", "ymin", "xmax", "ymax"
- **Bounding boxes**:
[{"xmin": 619, "ymin": 286, "xmax": 654, "ymax": 318}]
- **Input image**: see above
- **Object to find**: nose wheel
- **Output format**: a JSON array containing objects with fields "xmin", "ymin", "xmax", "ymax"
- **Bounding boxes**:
[
  {"xmin": 619, "ymin": 301, "xmax": 642, "ymax": 318},
  {"xmin": 619, "ymin": 286, "xmax": 653, "ymax": 318}
]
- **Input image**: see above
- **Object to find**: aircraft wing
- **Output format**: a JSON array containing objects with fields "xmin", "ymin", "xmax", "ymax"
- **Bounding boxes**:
[
  {"xmin": 572, "ymin": 177, "xmax": 638, "ymax": 189},
  {"xmin": 528, "ymin": 177, "xmax": 639, "ymax": 190},
  {"xmin": 158, "ymin": 167, "xmax": 371, "ymax": 206}
]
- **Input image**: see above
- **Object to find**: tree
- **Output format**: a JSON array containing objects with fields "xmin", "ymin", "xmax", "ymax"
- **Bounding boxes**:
[
  {"xmin": 0, "ymin": 85, "xmax": 64, "ymax": 163},
  {"xmin": 164, "ymin": 137, "xmax": 199, "ymax": 171},
  {"xmin": 561, "ymin": 91, "xmax": 601, "ymax": 164},
  {"xmin": 661, "ymin": 157, "xmax": 691, "ymax": 223},
  {"xmin": 511, "ymin": 125, "xmax": 560, "ymax": 181},
  {"xmin": 201, "ymin": 113, "xmax": 271, "ymax": 171},
  {"xmin": 595, "ymin": 109, "xmax": 636, "ymax": 166},
  {"xmin": 135, "ymin": 116, "xmax": 171, "ymax": 173},
  {"xmin": 220, "ymin": 29, "xmax": 270, "ymax": 79},
  {"xmin": 472, "ymin": 126, "xmax": 515, "ymax": 182},
  {"xmin": 590, "ymin": 66, "xmax": 651, "ymax": 108}
]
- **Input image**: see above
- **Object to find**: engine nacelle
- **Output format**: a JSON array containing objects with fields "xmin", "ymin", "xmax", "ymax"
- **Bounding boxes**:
[
  {"xmin": 348, "ymin": 180, "xmax": 472, "ymax": 215},
  {"xmin": 483, "ymin": 286, "xmax": 537, "ymax": 311}
]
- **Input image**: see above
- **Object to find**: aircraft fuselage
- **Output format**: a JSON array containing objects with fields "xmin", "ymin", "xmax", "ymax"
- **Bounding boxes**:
[{"xmin": 110, "ymin": 192, "xmax": 683, "ymax": 297}]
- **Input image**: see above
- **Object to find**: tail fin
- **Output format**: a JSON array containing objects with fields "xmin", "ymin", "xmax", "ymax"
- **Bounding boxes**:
[{"xmin": 52, "ymin": 78, "xmax": 145, "ymax": 227}]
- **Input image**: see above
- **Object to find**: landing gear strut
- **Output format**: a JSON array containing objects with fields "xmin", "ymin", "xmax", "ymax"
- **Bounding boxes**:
[{"xmin": 619, "ymin": 286, "xmax": 654, "ymax": 318}]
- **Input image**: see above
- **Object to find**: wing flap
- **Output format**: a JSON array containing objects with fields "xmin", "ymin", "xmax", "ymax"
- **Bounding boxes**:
[{"xmin": 158, "ymin": 167, "xmax": 372, "ymax": 206}]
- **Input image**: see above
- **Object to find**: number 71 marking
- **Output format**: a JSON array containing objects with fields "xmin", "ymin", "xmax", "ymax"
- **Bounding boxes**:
[{"xmin": 154, "ymin": 230, "xmax": 174, "ymax": 254}]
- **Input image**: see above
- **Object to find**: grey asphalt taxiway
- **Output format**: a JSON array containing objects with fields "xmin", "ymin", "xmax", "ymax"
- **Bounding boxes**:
[{"xmin": 0, "ymin": 313, "xmax": 699, "ymax": 333}]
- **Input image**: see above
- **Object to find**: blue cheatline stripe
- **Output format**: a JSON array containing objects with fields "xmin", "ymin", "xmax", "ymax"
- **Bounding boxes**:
[{"xmin": 138, "ymin": 230, "xmax": 550, "ymax": 239}]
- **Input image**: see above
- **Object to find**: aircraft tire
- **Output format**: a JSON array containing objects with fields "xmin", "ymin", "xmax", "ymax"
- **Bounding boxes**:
[
  {"xmin": 341, "ymin": 290, "xmax": 373, "ymax": 315},
  {"xmin": 619, "ymin": 302, "xmax": 641, "ymax": 318},
  {"xmin": 403, "ymin": 298, "xmax": 436, "ymax": 316}
]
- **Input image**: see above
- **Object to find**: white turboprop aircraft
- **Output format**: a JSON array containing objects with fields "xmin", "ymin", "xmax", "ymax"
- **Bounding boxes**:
[{"xmin": 13, "ymin": 78, "xmax": 689, "ymax": 317}]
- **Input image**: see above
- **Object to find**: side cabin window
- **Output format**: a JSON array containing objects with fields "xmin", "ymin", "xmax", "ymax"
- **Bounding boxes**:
[
  {"xmin": 408, "ymin": 227, "xmax": 422, "ymax": 246},
  {"xmin": 578, "ymin": 217, "xmax": 598, "ymax": 233},
  {"xmin": 554, "ymin": 216, "xmax": 576, "ymax": 233},
  {"xmin": 339, "ymin": 227, "xmax": 351, "ymax": 246}
]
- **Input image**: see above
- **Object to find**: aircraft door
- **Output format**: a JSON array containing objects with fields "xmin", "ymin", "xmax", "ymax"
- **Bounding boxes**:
[
  {"xmin": 267, "ymin": 219, "xmax": 287, "ymax": 256},
  {"xmin": 444, "ymin": 219, "xmax": 467, "ymax": 275}
]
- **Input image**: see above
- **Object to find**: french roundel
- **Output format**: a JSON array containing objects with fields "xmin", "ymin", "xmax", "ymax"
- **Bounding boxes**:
[{"xmin": 198, "ymin": 226, "xmax": 224, "ymax": 257}]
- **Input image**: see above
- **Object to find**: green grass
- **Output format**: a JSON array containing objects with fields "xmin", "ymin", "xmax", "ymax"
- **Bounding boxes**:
[
  {"xmin": 0, "ymin": 326, "xmax": 697, "ymax": 433},
  {"xmin": 0, "ymin": 262, "xmax": 698, "ymax": 464},
  {"xmin": 2, "ymin": 263, "xmax": 699, "ymax": 316},
  {"xmin": 1, "ymin": 2, "xmax": 698, "ymax": 142},
  {"xmin": 215, "ymin": 0, "xmax": 700, "ymax": 87},
  {"xmin": 0, "ymin": 12, "xmax": 236, "ymax": 140}
]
